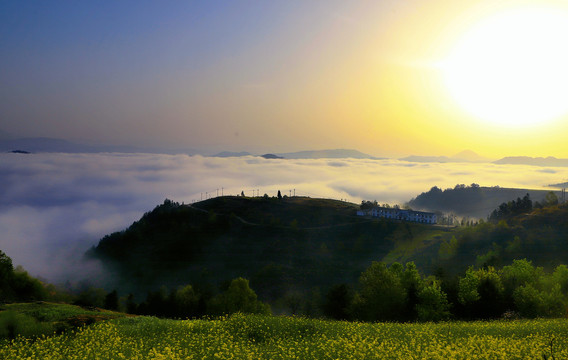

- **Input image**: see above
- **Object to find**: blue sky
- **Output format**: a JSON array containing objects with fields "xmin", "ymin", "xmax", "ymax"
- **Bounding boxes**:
[{"xmin": 2, "ymin": 1, "xmax": 568, "ymax": 157}]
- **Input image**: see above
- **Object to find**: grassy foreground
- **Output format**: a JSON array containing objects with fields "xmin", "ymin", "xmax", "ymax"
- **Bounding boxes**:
[{"xmin": 1, "ymin": 312, "xmax": 567, "ymax": 359}]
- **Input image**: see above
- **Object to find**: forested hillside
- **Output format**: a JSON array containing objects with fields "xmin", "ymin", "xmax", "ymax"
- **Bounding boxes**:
[
  {"xmin": 89, "ymin": 197, "xmax": 442, "ymax": 299},
  {"xmin": 88, "ymin": 194, "xmax": 568, "ymax": 318},
  {"xmin": 407, "ymin": 184, "xmax": 561, "ymax": 218}
]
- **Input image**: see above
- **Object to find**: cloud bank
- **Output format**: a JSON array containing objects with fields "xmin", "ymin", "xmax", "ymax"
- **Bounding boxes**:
[{"xmin": 1, "ymin": 152, "xmax": 567, "ymax": 283}]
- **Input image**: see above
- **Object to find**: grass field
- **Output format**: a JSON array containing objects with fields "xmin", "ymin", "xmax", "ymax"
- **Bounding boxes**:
[
  {"xmin": 1, "ymin": 307, "xmax": 566, "ymax": 359},
  {"xmin": 0, "ymin": 302, "xmax": 128, "ymax": 341}
]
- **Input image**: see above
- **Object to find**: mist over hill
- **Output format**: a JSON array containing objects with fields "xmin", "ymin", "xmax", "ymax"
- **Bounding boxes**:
[{"xmin": 3, "ymin": 151, "xmax": 568, "ymax": 287}]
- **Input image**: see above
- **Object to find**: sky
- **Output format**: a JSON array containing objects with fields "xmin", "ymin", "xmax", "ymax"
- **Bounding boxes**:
[
  {"xmin": 2, "ymin": 0, "xmax": 568, "ymax": 158},
  {"xmin": 2, "ymin": 152, "xmax": 568, "ymax": 283}
]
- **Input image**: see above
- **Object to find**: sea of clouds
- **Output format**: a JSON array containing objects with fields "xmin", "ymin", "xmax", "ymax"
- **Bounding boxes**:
[{"xmin": 1, "ymin": 152, "xmax": 567, "ymax": 283}]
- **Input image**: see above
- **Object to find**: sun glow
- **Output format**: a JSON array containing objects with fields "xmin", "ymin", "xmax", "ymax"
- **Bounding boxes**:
[{"xmin": 441, "ymin": 6, "xmax": 568, "ymax": 127}]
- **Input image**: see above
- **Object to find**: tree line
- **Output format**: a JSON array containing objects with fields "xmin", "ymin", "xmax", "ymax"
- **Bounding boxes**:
[
  {"xmin": 2, "ymin": 247, "xmax": 568, "ymax": 322},
  {"xmin": 323, "ymin": 259, "xmax": 568, "ymax": 322},
  {"xmin": 74, "ymin": 259, "xmax": 568, "ymax": 322}
]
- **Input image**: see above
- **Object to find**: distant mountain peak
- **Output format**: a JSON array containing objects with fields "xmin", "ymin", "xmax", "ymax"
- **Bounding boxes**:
[
  {"xmin": 260, "ymin": 153, "xmax": 284, "ymax": 159},
  {"xmin": 451, "ymin": 150, "xmax": 490, "ymax": 162}
]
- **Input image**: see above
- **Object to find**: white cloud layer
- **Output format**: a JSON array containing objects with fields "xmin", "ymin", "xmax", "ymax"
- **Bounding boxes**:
[{"xmin": 1, "ymin": 152, "xmax": 567, "ymax": 283}]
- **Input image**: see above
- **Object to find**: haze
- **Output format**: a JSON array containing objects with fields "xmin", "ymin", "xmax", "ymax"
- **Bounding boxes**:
[
  {"xmin": 2, "ymin": 152, "xmax": 568, "ymax": 283},
  {"xmin": 3, "ymin": 1, "xmax": 568, "ymax": 157}
]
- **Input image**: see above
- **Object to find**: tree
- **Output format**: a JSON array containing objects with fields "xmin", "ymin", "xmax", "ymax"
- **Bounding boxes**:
[
  {"xmin": 0, "ymin": 250, "xmax": 13, "ymax": 282},
  {"xmin": 513, "ymin": 284, "xmax": 545, "ymax": 318},
  {"xmin": 323, "ymin": 284, "xmax": 353, "ymax": 320},
  {"xmin": 11, "ymin": 266, "xmax": 46, "ymax": 301},
  {"xmin": 415, "ymin": 280, "xmax": 451, "ymax": 322},
  {"xmin": 174, "ymin": 285, "xmax": 200, "ymax": 318},
  {"xmin": 552, "ymin": 264, "xmax": 568, "ymax": 295},
  {"xmin": 208, "ymin": 278, "xmax": 270, "ymax": 315},
  {"xmin": 104, "ymin": 290, "xmax": 119, "ymax": 311},
  {"xmin": 74, "ymin": 287, "xmax": 107, "ymax": 308},
  {"xmin": 241, "ymin": 191, "xmax": 245, "ymax": 197},
  {"xmin": 277, "ymin": 190, "xmax": 282, "ymax": 199},
  {"xmin": 458, "ymin": 266, "xmax": 504, "ymax": 319},
  {"xmin": 400, "ymin": 262, "xmax": 423, "ymax": 320},
  {"xmin": 0, "ymin": 250, "xmax": 14, "ymax": 301},
  {"xmin": 438, "ymin": 236, "xmax": 458, "ymax": 260},
  {"xmin": 283, "ymin": 290, "xmax": 304, "ymax": 315},
  {"xmin": 544, "ymin": 191, "xmax": 559, "ymax": 207},
  {"xmin": 500, "ymin": 259, "xmax": 542, "ymax": 307},
  {"xmin": 351, "ymin": 262, "xmax": 406, "ymax": 321},
  {"xmin": 126, "ymin": 293, "xmax": 137, "ymax": 314}
]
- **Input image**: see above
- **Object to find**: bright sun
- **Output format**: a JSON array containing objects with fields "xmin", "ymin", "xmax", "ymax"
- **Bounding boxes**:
[{"xmin": 441, "ymin": 6, "xmax": 568, "ymax": 127}]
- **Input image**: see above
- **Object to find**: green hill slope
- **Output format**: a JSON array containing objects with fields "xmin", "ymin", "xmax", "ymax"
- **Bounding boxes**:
[
  {"xmin": 391, "ymin": 203, "xmax": 568, "ymax": 276},
  {"xmin": 89, "ymin": 196, "xmax": 568, "ymax": 300},
  {"xmin": 89, "ymin": 197, "xmax": 442, "ymax": 298}
]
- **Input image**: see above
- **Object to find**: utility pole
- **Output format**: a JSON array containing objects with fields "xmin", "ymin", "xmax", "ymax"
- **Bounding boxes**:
[
  {"xmin": 293, "ymin": 189, "xmax": 295, "ymax": 197},
  {"xmin": 217, "ymin": 188, "xmax": 219, "ymax": 197},
  {"xmin": 289, "ymin": 190, "xmax": 292, "ymax": 197}
]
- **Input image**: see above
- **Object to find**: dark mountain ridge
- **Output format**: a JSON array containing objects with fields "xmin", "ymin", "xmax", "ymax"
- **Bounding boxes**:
[
  {"xmin": 494, "ymin": 156, "xmax": 568, "ymax": 167},
  {"xmin": 408, "ymin": 184, "xmax": 562, "ymax": 218}
]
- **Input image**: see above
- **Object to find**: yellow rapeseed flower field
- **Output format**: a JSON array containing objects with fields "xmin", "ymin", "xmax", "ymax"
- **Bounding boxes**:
[{"xmin": 0, "ymin": 314, "xmax": 566, "ymax": 359}]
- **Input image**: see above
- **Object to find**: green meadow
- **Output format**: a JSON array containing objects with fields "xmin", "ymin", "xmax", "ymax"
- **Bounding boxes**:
[{"xmin": 1, "ymin": 303, "xmax": 566, "ymax": 360}]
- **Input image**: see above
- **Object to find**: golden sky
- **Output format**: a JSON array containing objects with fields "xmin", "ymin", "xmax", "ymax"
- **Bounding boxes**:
[{"xmin": 2, "ymin": 0, "xmax": 568, "ymax": 158}]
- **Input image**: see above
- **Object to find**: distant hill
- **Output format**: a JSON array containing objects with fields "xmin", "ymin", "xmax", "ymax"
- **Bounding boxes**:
[
  {"xmin": 494, "ymin": 156, "xmax": 568, "ymax": 167},
  {"xmin": 400, "ymin": 150, "xmax": 490, "ymax": 163},
  {"xmin": 277, "ymin": 149, "xmax": 381, "ymax": 159},
  {"xmin": 400, "ymin": 155, "xmax": 452, "ymax": 163},
  {"xmin": 0, "ymin": 137, "xmax": 199, "ymax": 155},
  {"xmin": 407, "ymin": 185, "xmax": 561, "ymax": 219},
  {"xmin": 261, "ymin": 154, "xmax": 284, "ymax": 159},
  {"xmin": 549, "ymin": 182, "xmax": 568, "ymax": 189},
  {"xmin": 211, "ymin": 151, "xmax": 252, "ymax": 158},
  {"xmin": 0, "ymin": 138, "xmax": 98, "ymax": 153}
]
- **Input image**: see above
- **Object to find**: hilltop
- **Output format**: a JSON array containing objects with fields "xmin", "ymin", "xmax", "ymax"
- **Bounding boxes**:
[
  {"xmin": 88, "ymin": 194, "xmax": 568, "ymax": 304},
  {"xmin": 88, "ymin": 196, "xmax": 441, "ymax": 298},
  {"xmin": 408, "ymin": 184, "xmax": 562, "ymax": 218}
]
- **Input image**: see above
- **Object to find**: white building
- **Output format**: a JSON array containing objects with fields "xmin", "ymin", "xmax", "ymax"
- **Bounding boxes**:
[{"xmin": 357, "ymin": 207, "xmax": 437, "ymax": 224}]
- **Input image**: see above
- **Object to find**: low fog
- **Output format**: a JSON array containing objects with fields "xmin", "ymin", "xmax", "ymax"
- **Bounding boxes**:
[{"xmin": 1, "ymin": 152, "xmax": 567, "ymax": 284}]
